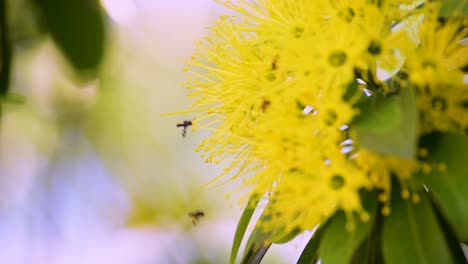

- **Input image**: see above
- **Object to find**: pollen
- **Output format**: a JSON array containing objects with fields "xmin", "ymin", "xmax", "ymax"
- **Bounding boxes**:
[
  {"xmin": 382, "ymin": 206, "xmax": 391, "ymax": 216},
  {"xmin": 411, "ymin": 194, "xmax": 421, "ymax": 204}
]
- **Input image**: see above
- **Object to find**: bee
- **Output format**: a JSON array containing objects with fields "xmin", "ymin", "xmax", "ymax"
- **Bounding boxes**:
[
  {"xmin": 176, "ymin": 120, "xmax": 192, "ymax": 138},
  {"xmin": 189, "ymin": 210, "xmax": 205, "ymax": 226},
  {"xmin": 271, "ymin": 55, "xmax": 279, "ymax": 70},
  {"xmin": 261, "ymin": 99, "xmax": 271, "ymax": 112}
]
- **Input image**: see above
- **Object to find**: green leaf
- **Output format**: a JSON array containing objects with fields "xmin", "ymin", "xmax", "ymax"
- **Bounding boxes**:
[
  {"xmin": 239, "ymin": 202, "xmax": 275, "ymax": 264},
  {"xmin": 342, "ymin": 80, "xmax": 360, "ymax": 103},
  {"xmin": 296, "ymin": 225, "xmax": 327, "ymax": 264},
  {"xmin": 349, "ymin": 200, "xmax": 385, "ymax": 264},
  {"xmin": 240, "ymin": 224, "xmax": 272, "ymax": 264},
  {"xmin": 417, "ymin": 133, "xmax": 468, "ymax": 241},
  {"xmin": 33, "ymin": 0, "xmax": 106, "ymax": 72},
  {"xmin": 268, "ymin": 226, "xmax": 301, "ymax": 244},
  {"xmin": 382, "ymin": 182, "xmax": 454, "ymax": 264},
  {"xmin": 320, "ymin": 191, "xmax": 378, "ymax": 264},
  {"xmin": 352, "ymin": 86, "xmax": 418, "ymax": 158},
  {"xmin": 428, "ymin": 194, "xmax": 468, "ymax": 263},
  {"xmin": 230, "ymin": 196, "xmax": 261, "ymax": 264},
  {"xmin": 237, "ymin": 197, "xmax": 303, "ymax": 264},
  {"xmin": 0, "ymin": 0, "xmax": 12, "ymax": 97},
  {"xmin": 438, "ymin": 0, "xmax": 468, "ymax": 17},
  {"xmin": 0, "ymin": 93, "xmax": 26, "ymax": 105},
  {"xmin": 350, "ymin": 224, "xmax": 385, "ymax": 264}
]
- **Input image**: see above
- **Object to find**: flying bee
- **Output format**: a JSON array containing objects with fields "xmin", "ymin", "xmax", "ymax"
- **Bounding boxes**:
[
  {"xmin": 176, "ymin": 120, "xmax": 192, "ymax": 138},
  {"xmin": 189, "ymin": 210, "xmax": 205, "ymax": 226}
]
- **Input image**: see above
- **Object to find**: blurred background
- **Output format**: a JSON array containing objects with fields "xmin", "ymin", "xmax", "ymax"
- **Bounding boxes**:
[{"xmin": 0, "ymin": 1, "xmax": 311, "ymax": 263}]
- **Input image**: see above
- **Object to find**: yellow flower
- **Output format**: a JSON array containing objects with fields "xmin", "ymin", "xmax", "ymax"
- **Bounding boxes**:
[
  {"xmin": 182, "ymin": 0, "xmax": 467, "ymax": 232},
  {"xmin": 405, "ymin": 15, "xmax": 467, "ymax": 89},
  {"xmin": 354, "ymin": 148, "xmax": 420, "ymax": 215},
  {"xmin": 403, "ymin": 13, "xmax": 468, "ymax": 134},
  {"xmin": 417, "ymin": 84, "xmax": 468, "ymax": 133}
]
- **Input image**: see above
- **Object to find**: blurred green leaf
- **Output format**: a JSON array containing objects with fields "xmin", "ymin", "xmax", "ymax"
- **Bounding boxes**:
[
  {"xmin": 296, "ymin": 225, "xmax": 326, "ymax": 264},
  {"xmin": 417, "ymin": 133, "xmax": 468, "ymax": 241},
  {"xmin": 230, "ymin": 195, "xmax": 261, "ymax": 264},
  {"xmin": 382, "ymin": 182, "xmax": 454, "ymax": 264},
  {"xmin": 428, "ymin": 194, "xmax": 468, "ymax": 263},
  {"xmin": 349, "ymin": 200, "xmax": 384, "ymax": 264},
  {"xmin": 0, "ymin": 0, "xmax": 12, "ymax": 97},
  {"xmin": 320, "ymin": 191, "xmax": 378, "ymax": 264},
  {"xmin": 33, "ymin": 0, "xmax": 105, "ymax": 72},
  {"xmin": 352, "ymin": 87, "xmax": 418, "ymax": 158},
  {"xmin": 342, "ymin": 80, "xmax": 359, "ymax": 103},
  {"xmin": 438, "ymin": 0, "xmax": 468, "ymax": 17},
  {"xmin": 0, "ymin": 93, "xmax": 26, "ymax": 105},
  {"xmin": 350, "ymin": 228, "xmax": 384, "ymax": 264}
]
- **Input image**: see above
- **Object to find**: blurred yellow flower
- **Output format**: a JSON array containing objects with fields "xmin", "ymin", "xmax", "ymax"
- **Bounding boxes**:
[{"xmin": 404, "ymin": 14, "xmax": 468, "ymax": 134}]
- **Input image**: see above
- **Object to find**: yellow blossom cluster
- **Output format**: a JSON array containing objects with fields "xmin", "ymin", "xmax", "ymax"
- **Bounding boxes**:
[{"xmin": 183, "ymin": 0, "xmax": 467, "ymax": 231}]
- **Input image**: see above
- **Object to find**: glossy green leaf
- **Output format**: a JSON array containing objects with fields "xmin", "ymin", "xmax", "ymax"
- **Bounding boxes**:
[
  {"xmin": 33, "ymin": 0, "xmax": 105, "ymax": 72},
  {"xmin": 382, "ymin": 185, "xmax": 454, "ymax": 264},
  {"xmin": 230, "ymin": 196, "xmax": 261, "ymax": 264},
  {"xmin": 417, "ymin": 133, "xmax": 468, "ymax": 241},
  {"xmin": 320, "ymin": 191, "xmax": 378, "ymax": 264},
  {"xmin": 296, "ymin": 226, "xmax": 326, "ymax": 264},
  {"xmin": 352, "ymin": 87, "xmax": 418, "ymax": 158}
]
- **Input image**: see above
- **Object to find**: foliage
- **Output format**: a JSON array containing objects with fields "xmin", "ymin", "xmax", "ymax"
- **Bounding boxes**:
[{"xmin": 0, "ymin": 0, "xmax": 105, "ymax": 116}]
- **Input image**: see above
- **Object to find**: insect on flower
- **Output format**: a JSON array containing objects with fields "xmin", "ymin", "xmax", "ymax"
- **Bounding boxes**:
[
  {"xmin": 261, "ymin": 99, "xmax": 271, "ymax": 112},
  {"xmin": 188, "ymin": 210, "xmax": 205, "ymax": 225},
  {"xmin": 271, "ymin": 55, "xmax": 279, "ymax": 70},
  {"xmin": 176, "ymin": 120, "xmax": 192, "ymax": 138}
]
